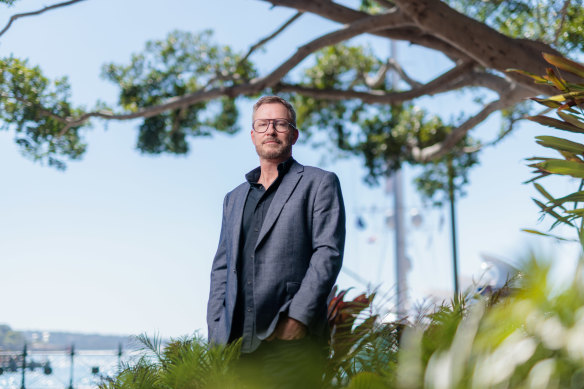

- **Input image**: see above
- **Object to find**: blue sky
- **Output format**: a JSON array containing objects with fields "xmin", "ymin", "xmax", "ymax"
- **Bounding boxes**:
[{"xmin": 0, "ymin": 0, "xmax": 580, "ymax": 338}]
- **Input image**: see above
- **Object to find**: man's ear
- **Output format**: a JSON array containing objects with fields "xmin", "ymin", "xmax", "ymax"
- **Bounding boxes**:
[{"xmin": 291, "ymin": 128, "xmax": 299, "ymax": 145}]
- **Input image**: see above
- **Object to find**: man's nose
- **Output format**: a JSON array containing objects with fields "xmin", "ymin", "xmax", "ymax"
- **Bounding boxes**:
[{"xmin": 265, "ymin": 121, "xmax": 277, "ymax": 134}]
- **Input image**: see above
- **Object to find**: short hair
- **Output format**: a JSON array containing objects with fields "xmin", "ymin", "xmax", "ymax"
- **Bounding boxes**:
[{"xmin": 252, "ymin": 96, "xmax": 297, "ymax": 127}]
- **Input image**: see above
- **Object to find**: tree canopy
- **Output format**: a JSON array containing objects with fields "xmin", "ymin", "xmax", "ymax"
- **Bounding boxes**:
[{"xmin": 1, "ymin": 0, "xmax": 582, "ymax": 194}]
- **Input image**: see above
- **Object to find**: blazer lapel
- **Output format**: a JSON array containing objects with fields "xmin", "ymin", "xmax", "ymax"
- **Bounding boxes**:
[{"xmin": 255, "ymin": 161, "xmax": 304, "ymax": 250}]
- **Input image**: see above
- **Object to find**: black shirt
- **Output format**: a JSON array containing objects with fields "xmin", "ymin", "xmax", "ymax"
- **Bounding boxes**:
[{"xmin": 230, "ymin": 157, "xmax": 294, "ymax": 353}]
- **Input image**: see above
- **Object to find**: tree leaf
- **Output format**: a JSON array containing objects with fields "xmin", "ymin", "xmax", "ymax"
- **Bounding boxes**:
[
  {"xmin": 507, "ymin": 68, "xmax": 548, "ymax": 83},
  {"xmin": 523, "ymin": 173, "xmax": 550, "ymax": 184},
  {"xmin": 535, "ymin": 136, "xmax": 584, "ymax": 154},
  {"xmin": 533, "ymin": 183, "xmax": 556, "ymax": 203},
  {"xmin": 531, "ymin": 97, "xmax": 563, "ymax": 109},
  {"xmin": 543, "ymin": 53, "xmax": 584, "ymax": 79},
  {"xmin": 546, "ymin": 67, "xmax": 568, "ymax": 91},
  {"xmin": 528, "ymin": 115, "xmax": 584, "ymax": 133},
  {"xmin": 532, "ymin": 198, "xmax": 575, "ymax": 226},
  {"xmin": 521, "ymin": 229, "xmax": 574, "ymax": 241},
  {"xmin": 553, "ymin": 191, "xmax": 584, "ymax": 206},
  {"xmin": 565, "ymin": 208, "xmax": 584, "ymax": 215},
  {"xmin": 536, "ymin": 159, "xmax": 584, "ymax": 179},
  {"xmin": 558, "ymin": 150, "xmax": 583, "ymax": 162},
  {"xmin": 557, "ymin": 111, "xmax": 584, "ymax": 130}
]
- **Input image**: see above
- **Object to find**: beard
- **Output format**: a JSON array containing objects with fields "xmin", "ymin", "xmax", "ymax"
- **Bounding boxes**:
[{"xmin": 255, "ymin": 135, "xmax": 293, "ymax": 160}]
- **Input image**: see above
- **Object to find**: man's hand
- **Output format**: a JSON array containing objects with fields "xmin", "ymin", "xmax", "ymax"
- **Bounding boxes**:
[{"xmin": 267, "ymin": 316, "xmax": 307, "ymax": 341}]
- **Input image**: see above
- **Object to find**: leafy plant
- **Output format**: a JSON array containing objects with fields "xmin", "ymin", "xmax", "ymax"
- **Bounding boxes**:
[
  {"xmin": 512, "ymin": 53, "xmax": 584, "ymax": 245},
  {"xmin": 326, "ymin": 287, "xmax": 384, "ymax": 386},
  {"xmin": 98, "ymin": 334, "xmax": 241, "ymax": 389}
]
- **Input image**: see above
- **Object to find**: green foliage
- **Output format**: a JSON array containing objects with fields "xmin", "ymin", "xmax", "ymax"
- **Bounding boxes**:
[
  {"xmin": 518, "ymin": 53, "xmax": 584, "ymax": 245},
  {"xmin": 289, "ymin": 43, "xmax": 479, "ymax": 204},
  {"xmin": 103, "ymin": 257, "xmax": 584, "ymax": 388},
  {"xmin": 445, "ymin": 0, "xmax": 584, "ymax": 52},
  {"xmin": 327, "ymin": 288, "xmax": 388, "ymax": 386},
  {"xmin": 0, "ymin": 324, "xmax": 25, "ymax": 350},
  {"xmin": 0, "ymin": 56, "xmax": 86, "ymax": 169},
  {"xmin": 99, "ymin": 333, "xmax": 241, "ymax": 389},
  {"xmin": 359, "ymin": 0, "xmax": 584, "ymax": 53},
  {"xmin": 102, "ymin": 30, "xmax": 256, "ymax": 155}
]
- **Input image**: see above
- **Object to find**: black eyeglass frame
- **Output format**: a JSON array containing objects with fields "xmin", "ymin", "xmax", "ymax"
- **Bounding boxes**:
[{"xmin": 252, "ymin": 118, "xmax": 297, "ymax": 133}]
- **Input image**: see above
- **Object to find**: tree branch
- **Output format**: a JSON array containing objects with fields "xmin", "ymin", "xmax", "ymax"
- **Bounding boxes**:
[
  {"xmin": 251, "ymin": 11, "xmax": 411, "ymax": 90},
  {"xmin": 409, "ymin": 85, "xmax": 533, "ymax": 162},
  {"xmin": 262, "ymin": 0, "xmax": 470, "ymax": 61},
  {"xmin": 241, "ymin": 11, "xmax": 303, "ymax": 63},
  {"xmin": 391, "ymin": 0, "xmax": 567, "ymax": 94},
  {"xmin": 387, "ymin": 58, "xmax": 422, "ymax": 88},
  {"xmin": 363, "ymin": 60, "xmax": 391, "ymax": 88},
  {"xmin": 554, "ymin": 0, "xmax": 571, "ymax": 45},
  {"xmin": 205, "ymin": 11, "xmax": 303, "ymax": 89},
  {"xmin": 278, "ymin": 61, "xmax": 475, "ymax": 103},
  {"xmin": 0, "ymin": 0, "xmax": 86, "ymax": 38},
  {"xmin": 410, "ymin": 100, "xmax": 506, "ymax": 162}
]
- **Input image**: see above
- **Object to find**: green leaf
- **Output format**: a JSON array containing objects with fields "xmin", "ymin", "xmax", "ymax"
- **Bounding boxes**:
[
  {"xmin": 523, "ymin": 173, "xmax": 550, "ymax": 184},
  {"xmin": 553, "ymin": 191, "xmax": 584, "ymax": 206},
  {"xmin": 507, "ymin": 68, "xmax": 548, "ymax": 83},
  {"xmin": 543, "ymin": 53, "xmax": 584, "ymax": 79},
  {"xmin": 546, "ymin": 67, "xmax": 568, "ymax": 91},
  {"xmin": 526, "ymin": 157, "xmax": 552, "ymax": 161},
  {"xmin": 536, "ymin": 136, "xmax": 584, "ymax": 154},
  {"xmin": 531, "ymin": 97, "xmax": 563, "ymax": 109},
  {"xmin": 535, "ymin": 91, "xmax": 584, "ymax": 103},
  {"xmin": 532, "ymin": 198, "xmax": 575, "ymax": 226},
  {"xmin": 565, "ymin": 208, "xmax": 584, "ymax": 215},
  {"xmin": 528, "ymin": 115, "xmax": 584, "ymax": 134},
  {"xmin": 346, "ymin": 372, "xmax": 387, "ymax": 389},
  {"xmin": 557, "ymin": 111, "xmax": 584, "ymax": 130},
  {"xmin": 533, "ymin": 183, "xmax": 556, "ymax": 203},
  {"xmin": 521, "ymin": 229, "xmax": 574, "ymax": 241},
  {"xmin": 535, "ymin": 159, "xmax": 584, "ymax": 179}
]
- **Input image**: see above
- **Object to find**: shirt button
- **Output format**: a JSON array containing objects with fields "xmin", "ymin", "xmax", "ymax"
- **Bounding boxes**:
[
  {"xmin": 232, "ymin": 267, "xmax": 236, "ymax": 273},
  {"xmin": 254, "ymin": 228, "xmax": 259, "ymax": 232},
  {"xmin": 247, "ymin": 308, "xmax": 252, "ymax": 312},
  {"xmin": 250, "ymin": 255, "xmax": 254, "ymax": 259},
  {"xmin": 247, "ymin": 281, "xmax": 252, "ymax": 285}
]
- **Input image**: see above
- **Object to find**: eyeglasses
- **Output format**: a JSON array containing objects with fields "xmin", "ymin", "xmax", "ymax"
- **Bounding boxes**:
[{"xmin": 252, "ymin": 118, "xmax": 296, "ymax": 133}]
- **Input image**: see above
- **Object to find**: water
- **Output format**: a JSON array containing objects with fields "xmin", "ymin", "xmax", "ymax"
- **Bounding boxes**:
[{"xmin": 0, "ymin": 350, "xmax": 136, "ymax": 389}]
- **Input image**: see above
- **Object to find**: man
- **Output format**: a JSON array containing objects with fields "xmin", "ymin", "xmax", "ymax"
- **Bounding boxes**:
[{"xmin": 206, "ymin": 95, "xmax": 345, "ymax": 383}]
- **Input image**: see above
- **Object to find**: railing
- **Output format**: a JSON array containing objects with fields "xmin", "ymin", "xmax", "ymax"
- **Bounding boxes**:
[{"xmin": 0, "ymin": 344, "xmax": 129, "ymax": 389}]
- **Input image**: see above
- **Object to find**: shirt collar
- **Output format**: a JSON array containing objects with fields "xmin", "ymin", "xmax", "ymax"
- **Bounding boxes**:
[{"xmin": 245, "ymin": 157, "xmax": 294, "ymax": 184}]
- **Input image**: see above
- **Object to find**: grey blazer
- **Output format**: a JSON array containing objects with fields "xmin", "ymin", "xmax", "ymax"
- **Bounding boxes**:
[{"xmin": 207, "ymin": 160, "xmax": 345, "ymax": 344}]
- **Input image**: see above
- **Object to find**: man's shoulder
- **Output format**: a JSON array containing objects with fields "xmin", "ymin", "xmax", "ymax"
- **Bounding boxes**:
[
  {"xmin": 223, "ymin": 182, "xmax": 248, "ymax": 204},
  {"xmin": 296, "ymin": 162, "xmax": 338, "ymax": 181}
]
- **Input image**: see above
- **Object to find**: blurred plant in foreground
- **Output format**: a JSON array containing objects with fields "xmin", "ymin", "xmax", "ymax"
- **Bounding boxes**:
[{"xmin": 99, "ymin": 257, "xmax": 584, "ymax": 388}]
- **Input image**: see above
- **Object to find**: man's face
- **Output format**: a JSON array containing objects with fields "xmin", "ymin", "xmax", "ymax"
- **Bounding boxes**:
[{"xmin": 251, "ymin": 103, "xmax": 298, "ymax": 162}]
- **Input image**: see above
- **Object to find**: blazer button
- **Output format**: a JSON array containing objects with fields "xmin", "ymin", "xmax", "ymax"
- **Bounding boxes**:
[{"xmin": 232, "ymin": 267, "xmax": 236, "ymax": 273}]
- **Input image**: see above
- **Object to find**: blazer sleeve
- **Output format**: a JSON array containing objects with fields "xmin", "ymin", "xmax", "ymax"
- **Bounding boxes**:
[
  {"xmin": 288, "ymin": 172, "xmax": 346, "ymax": 327},
  {"xmin": 206, "ymin": 194, "xmax": 229, "ymax": 335}
]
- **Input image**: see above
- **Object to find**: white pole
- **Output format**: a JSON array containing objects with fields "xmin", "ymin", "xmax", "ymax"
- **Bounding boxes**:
[{"xmin": 389, "ymin": 39, "xmax": 408, "ymax": 319}]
